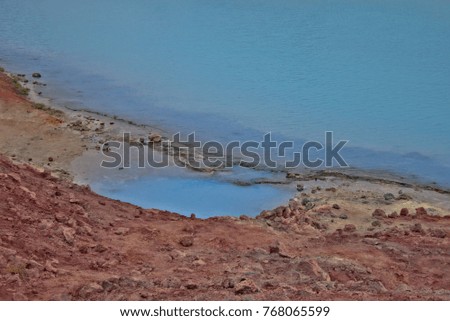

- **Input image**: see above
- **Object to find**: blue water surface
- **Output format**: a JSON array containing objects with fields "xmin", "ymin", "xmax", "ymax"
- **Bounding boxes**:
[{"xmin": 1, "ymin": 0, "xmax": 449, "ymax": 215}]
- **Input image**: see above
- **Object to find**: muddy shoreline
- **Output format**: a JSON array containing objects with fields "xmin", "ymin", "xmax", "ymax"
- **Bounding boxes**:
[{"xmin": 3, "ymin": 68, "xmax": 450, "ymax": 191}]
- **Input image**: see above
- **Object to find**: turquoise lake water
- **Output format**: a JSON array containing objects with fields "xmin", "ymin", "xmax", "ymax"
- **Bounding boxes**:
[{"xmin": 1, "ymin": 0, "xmax": 449, "ymax": 216}]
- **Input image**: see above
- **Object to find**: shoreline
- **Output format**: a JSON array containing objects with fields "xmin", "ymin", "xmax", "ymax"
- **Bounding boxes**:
[
  {"xmin": 0, "ymin": 66, "xmax": 449, "ymax": 301},
  {"xmin": 0, "ymin": 66, "xmax": 450, "ymax": 216},
  {"xmin": 0, "ymin": 66, "xmax": 450, "ymax": 215}
]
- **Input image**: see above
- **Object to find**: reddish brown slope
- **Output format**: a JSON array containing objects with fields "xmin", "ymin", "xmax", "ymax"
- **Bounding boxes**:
[{"xmin": 0, "ymin": 155, "xmax": 449, "ymax": 300}]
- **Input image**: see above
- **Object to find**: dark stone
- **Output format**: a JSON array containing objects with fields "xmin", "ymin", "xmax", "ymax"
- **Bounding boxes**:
[
  {"xmin": 400, "ymin": 208, "xmax": 409, "ymax": 216},
  {"xmin": 179, "ymin": 236, "xmax": 194, "ymax": 247},
  {"xmin": 415, "ymin": 207, "xmax": 428, "ymax": 216},
  {"xmin": 388, "ymin": 211, "xmax": 398, "ymax": 218},
  {"xmin": 372, "ymin": 209, "xmax": 386, "ymax": 219},
  {"xmin": 410, "ymin": 223, "xmax": 425, "ymax": 234},
  {"xmin": 372, "ymin": 220, "xmax": 381, "ymax": 227},
  {"xmin": 32, "ymin": 72, "xmax": 42, "ymax": 78},
  {"xmin": 384, "ymin": 193, "xmax": 395, "ymax": 201},
  {"xmin": 301, "ymin": 198, "xmax": 310, "ymax": 206},
  {"xmin": 305, "ymin": 202, "xmax": 315, "ymax": 211}
]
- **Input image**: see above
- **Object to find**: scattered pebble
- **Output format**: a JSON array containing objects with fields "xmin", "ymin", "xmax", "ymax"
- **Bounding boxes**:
[
  {"xmin": 179, "ymin": 236, "xmax": 194, "ymax": 247},
  {"xmin": 372, "ymin": 209, "xmax": 386, "ymax": 219},
  {"xmin": 384, "ymin": 193, "xmax": 395, "ymax": 201},
  {"xmin": 400, "ymin": 208, "xmax": 409, "ymax": 216}
]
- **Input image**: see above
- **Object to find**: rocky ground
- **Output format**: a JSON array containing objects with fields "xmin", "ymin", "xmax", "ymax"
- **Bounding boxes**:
[
  {"xmin": 0, "ymin": 154, "xmax": 449, "ymax": 300},
  {"xmin": 0, "ymin": 69, "xmax": 449, "ymax": 301}
]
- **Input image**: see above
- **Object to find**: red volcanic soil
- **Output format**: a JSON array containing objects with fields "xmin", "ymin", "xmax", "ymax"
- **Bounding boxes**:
[{"xmin": 0, "ymin": 155, "xmax": 449, "ymax": 300}]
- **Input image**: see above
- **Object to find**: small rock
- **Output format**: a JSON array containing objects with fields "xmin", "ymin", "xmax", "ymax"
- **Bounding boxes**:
[
  {"xmin": 7, "ymin": 173, "xmax": 21, "ymax": 183},
  {"xmin": 269, "ymin": 241, "xmax": 295, "ymax": 258},
  {"xmin": 192, "ymin": 259, "xmax": 206, "ymax": 266},
  {"xmin": 296, "ymin": 184, "xmax": 304, "ymax": 192},
  {"xmin": 372, "ymin": 209, "xmax": 386, "ymax": 219},
  {"xmin": 69, "ymin": 197, "xmax": 81, "ymax": 204},
  {"xmin": 332, "ymin": 204, "xmax": 340, "ymax": 210},
  {"xmin": 19, "ymin": 186, "xmax": 36, "ymax": 200},
  {"xmin": 62, "ymin": 227, "xmax": 76, "ymax": 245},
  {"xmin": 179, "ymin": 236, "xmax": 194, "ymax": 247},
  {"xmin": 95, "ymin": 244, "xmax": 107, "ymax": 253},
  {"xmin": 185, "ymin": 282, "xmax": 198, "ymax": 290},
  {"xmin": 339, "ymin": 213, "xmax": 348, "ymax": 220},
  {"xmin": 78, "ymin": 245, "xmax": 89, "ymax": 254},
  {"xmin": 101, "ymin": 280, "xmax": 117, "ymax": 292},
  {"xmin": 296, "ymin": 259, "xmax": 330, "ymax": 281},
  {"xmin": 44, "ymin": 260, "xmax": 58, "ymax": 274},
  {"xmin": 38, "ymin": 219, "xmax": 54, "ymax": 230},
  {"xmin": 362, "ymin": 238, "xmax": 380, "ymax": 246},
  {"xmin": 400, "ymin": 208, "xmax": 409, "ymax": 216},
  {"xmin": 415, "ymin": 207, "xmax": 428, "ymax": 216},
  {"xmin": 32, "ymin": 72, "xmax": 42, "ymax": 78},
  {"xmin": 344, "ymin": 224, "xmax": 356, "ymax": 232},
  {"xmin": 305, "ymin": 202, "xmax": 315, "ymax": 211},
  {"xmin": 234, "ymin": 279, "xmax": 259, "ymax": 295},
  {"xmin": 148, "ymin": 133, "xmax": 162, "ymax": 143},
  {"xmin": 397, "ymin": 193, "xmax": 412, "ymax": 200},
  {"xmin": 78, "ymin": 282, "xmax": 103, "ymax": 299},
  {"xmin": 311, "ymin": 220, "xmax": 328, "ymax": 230},
  {"xmin": 182, "ymin": 225, "xmax": 195, "ymax": 233},
  {"xmin": 384, "ymin": 193, "xmax": 395, "ymax": 201},
  {"xmin": 161, "ymin": 277, "xmax": 181, "ymax": 289},
  {"xmin": 371, "ymin": 220, "xmax": 381, "ymax": 227},
  {"xmin": 429, "ymin": 229, "xmax": 447, "ymax": 238},
  {"xmin": 54, "ymin": 213, "xmax": 68, "ymax": 223},
  {"xmin": 410, "ymin": 223, "xmax": 425, "ymax": 234},
  {"xmin": 114, "ymin": 227, "xmax": 130, "ymax": 235},
  {"xmin": 388, "ymin": 211, "xmax": 398, "ymax": 218},
  {"xmin": 222, "ymin": 278, "xmax": 235, "ymax": 289},
  {"xmin": 174, "ymin": 267, "xmax": 194, "ymax": 273}
]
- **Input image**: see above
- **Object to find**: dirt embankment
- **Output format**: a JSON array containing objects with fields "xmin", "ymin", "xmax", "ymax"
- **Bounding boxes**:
[{"xmin": 0, "ymin": 155, "xmax": 449, "ymax": 300}]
